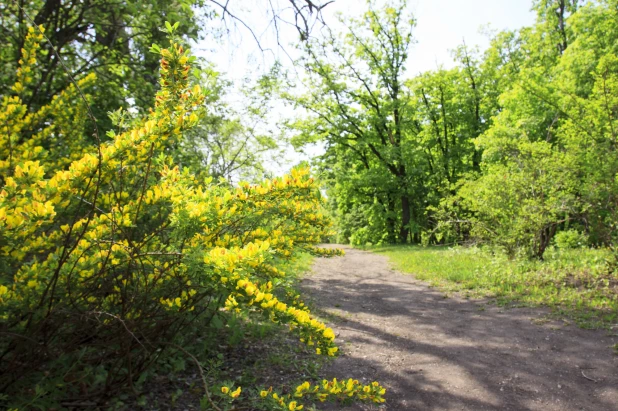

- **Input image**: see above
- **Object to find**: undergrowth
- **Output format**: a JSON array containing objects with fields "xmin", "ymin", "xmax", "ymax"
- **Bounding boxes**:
[{"xmin": 121, "ymin": 253, "xmax": 337, "ymax": 410}]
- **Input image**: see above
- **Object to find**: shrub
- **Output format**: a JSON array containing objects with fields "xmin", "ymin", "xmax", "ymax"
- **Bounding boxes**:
[
  {"xmin": 554, "ymin": 229, "xmax": 588, "ymax": 249},
  {"xmin": 0, "ymin": 25, "xmax": 384, "ymax": 409},
  {"xmin": 457, "ymin": 138, "xmax": 577, "ymax": 259}
]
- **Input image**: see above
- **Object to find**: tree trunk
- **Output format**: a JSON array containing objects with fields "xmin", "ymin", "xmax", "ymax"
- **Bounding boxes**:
[
  {"xmin": 399, "ymin": 195, "xmax": 411, "ymax": 243},
  {"xmin": 386, "ymin": 196, "xmax": 398, "ymax": 243},
  {"xmin": 535, "ymin": 224, "xmax": 557, "ymax": 259},
  {"xmin": 556, "ymin": 0, "xmax": 568, "ymax": 54}
]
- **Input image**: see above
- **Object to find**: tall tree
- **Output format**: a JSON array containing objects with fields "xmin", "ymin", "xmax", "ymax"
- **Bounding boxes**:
[
  {"xmin": 287, "ymin": 0, "xmax": 415, "ymax": 243},
  {"xmin": 406, "ymin": 52, "xmax": 497, "ymax": 242}
]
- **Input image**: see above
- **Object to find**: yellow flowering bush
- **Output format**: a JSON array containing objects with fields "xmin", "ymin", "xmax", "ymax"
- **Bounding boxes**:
[{"xmin": 0, "ymin": 25, "xmax": 384, "ymax": 410}]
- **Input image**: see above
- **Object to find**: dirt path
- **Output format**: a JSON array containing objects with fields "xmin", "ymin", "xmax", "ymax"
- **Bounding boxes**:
[{"xmin": 300, "ymin": 245, "xmax": 618, "ymax": 411}]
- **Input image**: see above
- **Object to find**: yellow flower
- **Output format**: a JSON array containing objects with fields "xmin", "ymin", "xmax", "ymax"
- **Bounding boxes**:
[
  {"xmin": 288, "ymin": 401, "xmax": 303, "ymax": 410},
  {"xmin": 323, "ymin": 327, "xmax": 335, "ymax": 341},
  {"xmin": 294, "ymin": 381, "xmax": 311, "ymax": 397},
  {"xmin": 231, "ymin": 386, "xmax": 241, "ymax": 398},
  {"xmin": 221, "ymin": 386, "xmax": 229, "ymax": 394},
  {"xmin": 260, "ymin": 390, "xmax": 268, "ymax": 397}
]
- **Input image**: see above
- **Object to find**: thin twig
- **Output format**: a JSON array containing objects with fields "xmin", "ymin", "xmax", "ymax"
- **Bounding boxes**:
[
  {"xmin": 89, "ymin": 311, "xmax": 150, "ymax": 353},
  {"xmin": 60, "ymin": 402, "xmax": 98, "ymax": 407},
  {"xmin": 581, "ymin": 370, "xmax": 598, "ymax": 383},
  {"xmin": 161, "ymin": 342, "xmax": 222, "ymax": 411}
]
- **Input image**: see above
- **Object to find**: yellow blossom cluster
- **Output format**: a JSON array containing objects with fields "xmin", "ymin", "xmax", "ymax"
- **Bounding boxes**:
[
  {"xmin": 0, "ymin": 26, "xmax": 97, "ymax": 177},
  {"xmin": 256, "ymin": 378, "xmax": 387, "ymax": 410},
  {"xmin": 229, "ymin": 276, "xmax": 339, "ymax": 355},
  {"xmin": 12, "ymin": 26, "xmax": 44, "ymax": 95}
]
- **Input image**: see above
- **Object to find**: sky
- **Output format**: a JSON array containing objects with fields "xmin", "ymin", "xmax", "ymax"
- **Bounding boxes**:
[
  {"xmin": 198, "ymin": 0, "xmax": 536, "ymax": 78},
  {"xmin": 404, "ymin": 0, "xmax": 535, "ymax": 74},
  {"xmin": 194, "ymin": 0, "xmax": 537, "ymax": 175}
]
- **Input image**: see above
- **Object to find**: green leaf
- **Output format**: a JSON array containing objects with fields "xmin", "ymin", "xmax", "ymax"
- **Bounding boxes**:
[
  {"xmin": 149, "ymin": 43, "xmax": 161, "ymax": 54},
  {"xmin": 211, "ymin": 315, "xmax": 224, "ymax": 329}
]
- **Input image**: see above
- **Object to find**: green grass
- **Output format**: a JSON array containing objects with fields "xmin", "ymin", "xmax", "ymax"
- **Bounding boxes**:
[
  {"xmin": 364, "ymin": 245, "xmax": 618, "ymax": 328},
  {"xmin": 279, "ymin": 251, "xmax": 315, "ymax": 280}
]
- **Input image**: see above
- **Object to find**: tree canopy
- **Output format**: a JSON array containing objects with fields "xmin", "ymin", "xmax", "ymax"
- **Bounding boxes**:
[{"xmin": 285, "ymin": 0, "xmax": 618, "ymax": 259}]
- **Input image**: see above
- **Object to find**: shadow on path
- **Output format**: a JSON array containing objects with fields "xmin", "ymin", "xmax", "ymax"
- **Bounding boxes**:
[{"xmin": 301, "ymin": 246, "xmax": 618, "ymax": 411}]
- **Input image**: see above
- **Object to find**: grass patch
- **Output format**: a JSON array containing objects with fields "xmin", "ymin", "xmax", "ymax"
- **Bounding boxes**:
[{"xmin": 364, "ymin": 245, "xmax": 618, "ymax": 328}]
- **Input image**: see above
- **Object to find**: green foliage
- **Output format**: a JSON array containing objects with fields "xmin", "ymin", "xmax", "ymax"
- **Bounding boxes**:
[
  {"xmin": 286, "ymin": 0, "xmax": 496, "ymax": 246},
  {"xmin": 458, "ymin": 137, "xmax": 578, "ymax": 258},
  {"xmin": 554, "ymin": 229, "xmax": 588, "ymax": 249},
  {"xmin": 286, "ymin": 0, "xmax": 618, "ymax": 260},
  {"xmin": 431, "ymin": 0, "xmax": 618, "ymax": 258}
]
